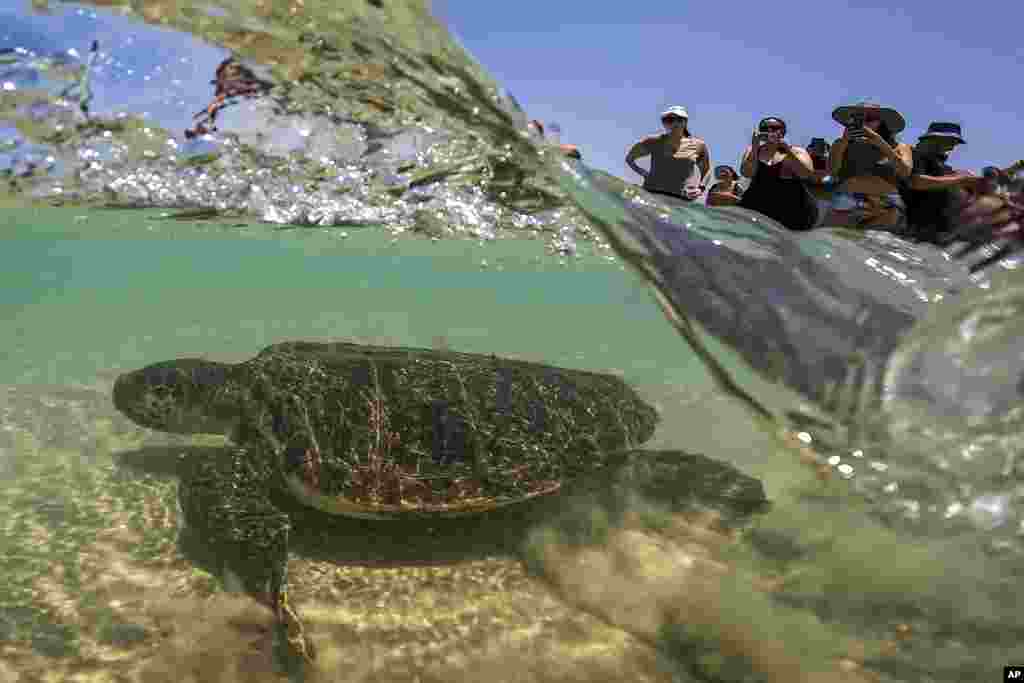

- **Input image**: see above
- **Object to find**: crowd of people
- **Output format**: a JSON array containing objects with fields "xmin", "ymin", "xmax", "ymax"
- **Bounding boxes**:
[{"xmin": 623, "ymin": 101, "xmax": 1024, "ymax": 249}]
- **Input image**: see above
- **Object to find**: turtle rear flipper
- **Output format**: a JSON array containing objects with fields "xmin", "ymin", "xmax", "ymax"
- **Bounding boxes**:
[
  {"xmin": 561, "ymin": 449, "xmax": 770, "ymax": 527},
  {"xmin": 177, "ymin": 448, "xmax": 315, "ymax": 668}
]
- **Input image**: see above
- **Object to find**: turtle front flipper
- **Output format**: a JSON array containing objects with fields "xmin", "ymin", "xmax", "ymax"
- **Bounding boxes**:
[{"xmin": 177, "ymin": 447, "xmax": 315, "ymax": 669}]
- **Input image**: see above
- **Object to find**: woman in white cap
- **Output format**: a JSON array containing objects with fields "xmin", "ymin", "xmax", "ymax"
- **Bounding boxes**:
[
  {"xmin": 625, "ymin": 106, "xmax": 710, "ymax": 201},
  {"xmin": 824, "ymin": 101, "xmax": 913, "ymax": 229}
]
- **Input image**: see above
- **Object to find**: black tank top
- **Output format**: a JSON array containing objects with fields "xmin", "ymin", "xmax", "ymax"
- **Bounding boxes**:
[{"xmin": 740, "ymin": 159, "xmax": 818, "ymax": 231}]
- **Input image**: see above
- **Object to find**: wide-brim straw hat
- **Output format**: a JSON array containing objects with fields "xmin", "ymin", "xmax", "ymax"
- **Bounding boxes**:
[{"xmin": 831, "ymin": 101, "xmax": 906, "ymax": 134}]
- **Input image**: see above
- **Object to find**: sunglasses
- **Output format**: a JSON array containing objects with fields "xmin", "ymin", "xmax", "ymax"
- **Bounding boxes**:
[
  {"xmin": 661, "ymin": 115, "xmax": 685, "ymax": 123},
  {"xmin": 759, "ymin": 125, "xmax": 784, "ymax": 133}
]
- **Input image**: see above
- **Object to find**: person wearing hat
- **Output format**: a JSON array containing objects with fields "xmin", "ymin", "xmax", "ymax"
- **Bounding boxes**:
[
  {"xmin": 706, "ymin": 165, "xmax": 744, "ymax": 207},
  {"xmin": 978, "ymin": 160, "xmax": 1024, "ymax": 197},
  {"xmin": 824, "ymin": 101, "xmax": 913, "ymax": 230},
  {"xmin": 626, "ymin": 106, "xmax": 710, "ymax": 202},
  {"xmin": 738, "ymin": 116, "xmax": 819, "ymax": 231},
  {"xmin": 806, "ymin": 138, "xmax": 831, "ymax": 179},
  {"xmin": 804, "ymin": 137, "xmax": 835, "ymax": 202},
  {"xmin": 980, "ymin": 166, "xmax": 1009, "ymax": 197},
  {"xmin": 898, "ymin": 121, "xmax": 990, "ymax": 243}
]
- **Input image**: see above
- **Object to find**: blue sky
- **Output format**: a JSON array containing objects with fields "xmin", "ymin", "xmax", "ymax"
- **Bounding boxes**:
[{"xmin": 433, "ymin": 1, "xmax": 1023, "ymax": 179}]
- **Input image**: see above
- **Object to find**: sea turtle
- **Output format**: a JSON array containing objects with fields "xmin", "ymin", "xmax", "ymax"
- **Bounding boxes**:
[{"xmin": 111, "ymin": 341, "xmax": 663, "ymax": 664}]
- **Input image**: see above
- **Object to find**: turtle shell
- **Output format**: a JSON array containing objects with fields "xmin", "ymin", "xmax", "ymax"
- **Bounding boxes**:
[{"xmin": 230, "ymin": 341, "xmax": 659, "ymax": 519}]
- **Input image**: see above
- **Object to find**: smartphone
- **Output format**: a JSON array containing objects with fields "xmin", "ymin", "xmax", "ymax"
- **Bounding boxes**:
[{"xmin": 847, "ymin": 112, "xmax": 865, "ymax": 139}]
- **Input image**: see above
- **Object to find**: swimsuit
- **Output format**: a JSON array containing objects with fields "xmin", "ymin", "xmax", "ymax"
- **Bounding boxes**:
[
  {"xmin": 739, "ymin": 158, "xmax": 818, "ymax": 231},
  {"xmin": 829, "ymin": 192, "xmax": 906, "ymax": 228},
  {"xmin": 831, "ymin": 141, "xmax": 907, "ymax": 228}
]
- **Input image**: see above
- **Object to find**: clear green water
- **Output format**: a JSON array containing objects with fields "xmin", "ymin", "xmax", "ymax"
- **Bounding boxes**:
[
  {"xmin": 1, "ymin": 207, "xmax": 712, "ymax": 391},
  {"xmin": 9, "ymin": 206, "xmax": 1016, "ymax": 683},
  {"xmin": 2, "ymin": 207, "xmax": 807, "ymax": 682}
]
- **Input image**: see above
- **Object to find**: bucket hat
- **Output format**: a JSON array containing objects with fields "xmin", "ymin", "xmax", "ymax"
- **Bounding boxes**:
[{"xmin": 918, "ymin": 121, "xmax": 966, "ymax": 145}]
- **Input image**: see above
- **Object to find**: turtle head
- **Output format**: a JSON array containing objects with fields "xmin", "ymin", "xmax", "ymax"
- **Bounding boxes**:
[{"xmin": 113, "ymin": 359, "xmax": 235, "ymax": 434}]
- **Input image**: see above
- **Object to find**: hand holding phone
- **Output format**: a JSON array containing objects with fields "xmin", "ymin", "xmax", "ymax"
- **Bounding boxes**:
[{"xmin": 846, "ymin": 112, "xmax": 865, "ymax": 140}]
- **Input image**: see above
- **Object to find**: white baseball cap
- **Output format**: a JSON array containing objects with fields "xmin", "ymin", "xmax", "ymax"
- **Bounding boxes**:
[{"xmin": 660, "ymin": 106, "xmax": 689, "ymax": 119}]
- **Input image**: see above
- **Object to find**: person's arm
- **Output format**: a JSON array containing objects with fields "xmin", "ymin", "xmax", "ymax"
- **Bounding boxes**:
[
  {"xmin": 741, "ymin": 128, "xmax": 765, "ymax": 180},
  {"xmin": 697, "ymin": 141, "xmax": 711, "ymax": 188},
  {"xmin": 740, "ymin": 127, "xmax": 762, "ymax": 179},
  {"xmin": 625, "ymin": 140, "xmax": 651, "ymax": 177},
  {"xmin": 560, "ymin": 144, "xmax": 582, "ymax": 159},
  {"xmin": 909, "ymin": 172, "xmax": 983, "ymax": 191},
  {"xmin": 859, "ymin": 129, "xmax": 912, "ymax": 179},
  {"xmin": 740, "ymin": 147, "xmax": 758, "ymax": 178},
  {"xmin": 780, "ymin": 144, "xmax": 815, "ymax": 179},
  {"xmin": 887, "ymin": 142, "xmax": 913, "ymax": 179}
]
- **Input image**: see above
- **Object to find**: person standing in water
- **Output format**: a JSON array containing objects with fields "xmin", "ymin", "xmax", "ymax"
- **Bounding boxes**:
[
  {"xmin": 739, "ymin": 116, "xmax": 818, "ymax": 230},
  {"xmin": 625, "ymin": 106, "xmax": 710, "ymax": 201},
  {"xmin": 806, "ymin": 138, "xmax": 832, "ymax": 183},
  {"xmin": 706, "ymin": 165, "xmax": 744, "ymax": 207},
  {"xmin": 898, "ymin": 122, "xmax": 986, "ymax": 244},
  {"xmin": 825, "ymin": 101, "xmax": 913, "ymax": 230}
]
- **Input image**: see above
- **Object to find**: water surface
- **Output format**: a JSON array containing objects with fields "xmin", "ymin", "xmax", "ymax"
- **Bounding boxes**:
[{"xmin": 2, "ymin": 2, "xmax": 1023, "ymax": 682}]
